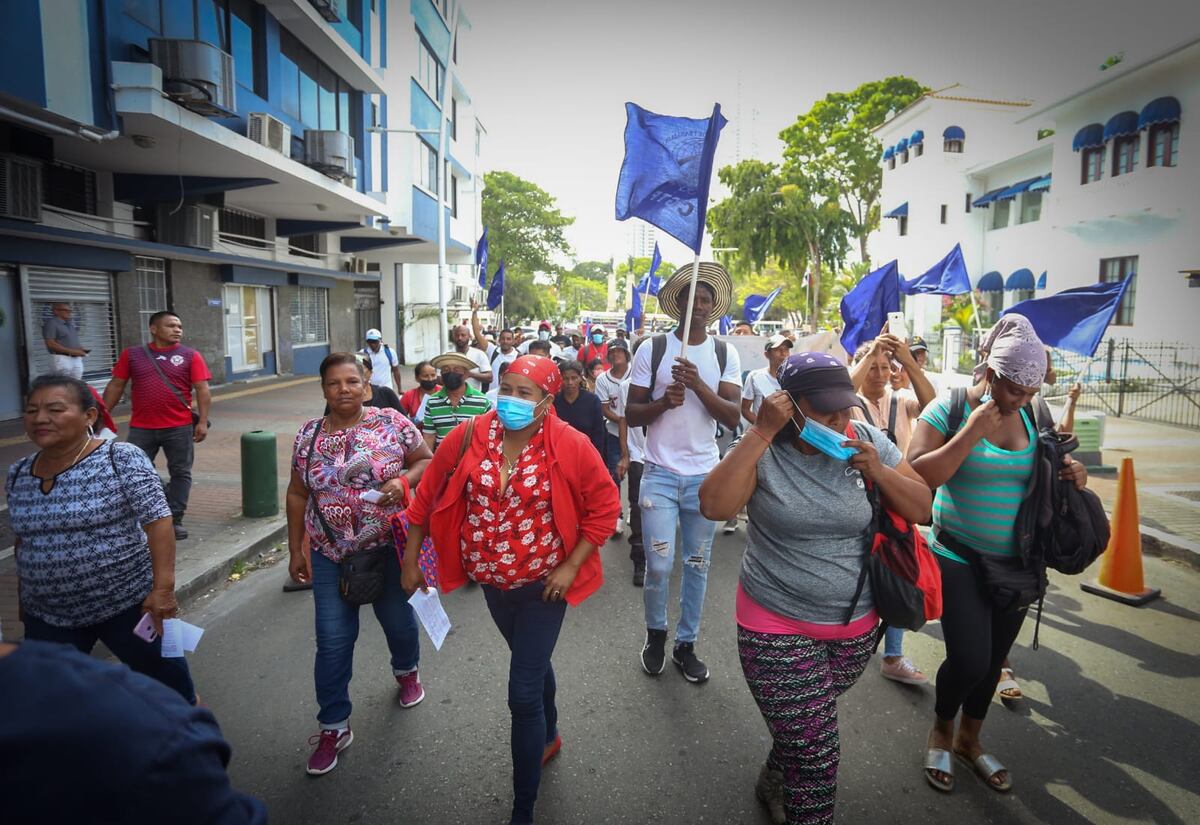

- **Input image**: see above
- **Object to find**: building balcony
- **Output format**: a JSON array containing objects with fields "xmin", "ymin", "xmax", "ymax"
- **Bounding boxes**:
[
  {"xmin": 257, "ymin": 0, "xmax": 384, "ymax": 94},
  {"xmin": 95, "ymin": 62, "xmax": 385, "ymax": 225}
]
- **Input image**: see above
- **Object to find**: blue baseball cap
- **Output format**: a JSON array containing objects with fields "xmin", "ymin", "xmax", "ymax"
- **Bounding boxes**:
[{"xmin": 777, "ymin": 352, "xmax": 864, "ymax": 413}]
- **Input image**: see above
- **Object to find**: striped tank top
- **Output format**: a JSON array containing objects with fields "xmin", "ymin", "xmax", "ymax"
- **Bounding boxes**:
[{"xmin": 919, "ymin": 395, "xmax": 1036, "ymax": 565}]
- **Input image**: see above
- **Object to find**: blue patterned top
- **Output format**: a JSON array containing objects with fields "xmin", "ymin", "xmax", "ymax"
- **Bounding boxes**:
[{"xmin": 6, "ymin": 441, "xmax": 172, "ymax": 627}]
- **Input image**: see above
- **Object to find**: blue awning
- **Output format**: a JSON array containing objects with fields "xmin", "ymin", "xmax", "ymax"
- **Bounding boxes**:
[
  {"xmin": 1036, "ymin": 271, "xmax": 1047, "ymax": 289},
  {"xmin": 972, "ymin": 187, "xmax": 1008, "ymax": 208},
  {"xmin": 882, "ymin": 146, "xmax": 895, "ymax": 161},
  {"xmin": 995, "ymin": 176, "xmax": 1046, "ymax": 201},
  {"xmin": 1027, "ymin": 174, "xmax": 1052, "ymax": 193},
  {"xmin": 884, "ymin": 202, "xmax": 908, "ymax": 219},
  {"xmin": 910, "ymin": 129, "xmax": 924, "ymax": 145},
  {"xmin": 976, "ymin": 271, "xmax": 1004, "ymax": 292},
  {"xmin": 895, "ymin": 137, "xmax": 909, "ymax": 152},
  {"xmin": 1006, "ymin": 268, "xmax": 1035, "ymax": 290},
  {"xmin": 1072, "ymin": 123, "xmax": 1104, "ymax": 151},
  {"xmin": 1103, "ymin": 111, "xmax": 1139, "ymax": 141},
  {"xmin": 1139, "ymin": 96, "xmax": 1181, "ymax": 129},
  {"xmin": 943, "ymin": 125, "xmax": 965, "ymax": 141}
]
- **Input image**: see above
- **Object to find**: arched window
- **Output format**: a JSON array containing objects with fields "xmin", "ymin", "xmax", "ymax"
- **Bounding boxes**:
[
  {"xmin": 1140, "ymin": 96, "xmax": 1181, "ymax": 168},
  {"xmin": 943, "ymin": 125, "xmax": 964, "ymax": 153},
  {"xmin": 1073, "ymin": 123, "xmax": 1105, "ymax": 184},
  {"xmin": 1105, "ymin": 111, "xmax": 1140, "ymax": 177}
]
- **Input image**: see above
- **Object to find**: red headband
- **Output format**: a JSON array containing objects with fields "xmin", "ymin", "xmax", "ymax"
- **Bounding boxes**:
[{"xmin": 508, "ymin": 355, "xmax": 562, "ymax": 395}]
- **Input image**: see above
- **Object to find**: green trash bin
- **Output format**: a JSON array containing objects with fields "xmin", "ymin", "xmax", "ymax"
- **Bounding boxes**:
[
  {"xmin": 241, "ymin": 430, "xmax": 278, "ymax": 517},
  {"xmin": 1074, "ymin": 417, "xmax": 1102, "ymax": 453}
]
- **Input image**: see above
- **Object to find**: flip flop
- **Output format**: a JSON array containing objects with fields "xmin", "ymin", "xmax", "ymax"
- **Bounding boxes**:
[
  {"xmin": 923, "ymin": 747, "xmax": 955, "ymax": 792},
  {"xmin": 956, "ymin": 751, "xmax": 1013, "ymax": 793},
  {"xmin": 997, "ymin": 668, "xmax": 1022, "ymax": 701}
]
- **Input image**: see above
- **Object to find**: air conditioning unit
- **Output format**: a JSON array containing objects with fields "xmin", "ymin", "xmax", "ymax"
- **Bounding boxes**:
[
  {"xmin": 342, "ymin": 257, "xmax": 369, "ymax": 274},
  {"xmin": 149, "ymin": 39, "xmax": 236, "ymax": 117},
  {"xmin": 0, "ymin": 155, "xmax": 43, "ymax": 222},
  {"xmin": 304, "ymin": 130, "xmax": 355, "ymax": 181},
  {"xmin": 452, "ymin": 286, "xmax": 468, "ymax": 304},
  {"xmin": 247, "ymin": 113, "xmax": 292, "ymax": 155},
  {"xmin": 310, "ymin": 0, "xmax": 346, "ymax": 22},
  {"xmin": 156, "ymin": 203, "xmax": 217, "ymax": 249}
]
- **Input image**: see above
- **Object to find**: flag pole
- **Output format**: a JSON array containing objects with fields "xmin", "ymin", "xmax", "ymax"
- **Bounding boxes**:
[{"xmin": 678, "ymin": 251, "xmax": 703, "ymax": 360}]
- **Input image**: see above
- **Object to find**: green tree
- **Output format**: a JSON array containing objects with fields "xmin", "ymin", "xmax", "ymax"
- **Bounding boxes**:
[
  {"xmin": 569, "ymin": 260, "xmax": 611, "ymax": 283},
  {"xmin": 615, "ymin": 255, "xmax": 676, "ymax": 316},
  {"xmin": 779, "ymin": 76, "xmax": 926, "ymax": 266},
  {"xmin": 557, "ymin": 275, "xmax": 608, "ymax": 320},
  {"xmin": 480, "ymin": 170, "xmax": 574, "ymax": 278},
  {"xmin": 502, "ymin": 271, "xmax": 556, "ymax": 324}
]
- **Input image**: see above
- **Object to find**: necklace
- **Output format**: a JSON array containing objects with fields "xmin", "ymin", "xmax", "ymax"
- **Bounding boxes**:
[
  {"xmin": 36, "ymin": 435, "xmax": 93, "ymax": 478},
  {"xmin": 325, "ymin": 407, "xmax": 365, "ymax": 433}
]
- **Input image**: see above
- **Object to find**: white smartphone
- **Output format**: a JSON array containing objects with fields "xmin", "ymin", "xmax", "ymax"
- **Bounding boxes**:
[
  {"xmin": 886, "ymin": 311, "xmax": 907, "ymax": 338},
  {"xmin": 360, "ymin": 489, "xmax": 384, "ymax": 503}
]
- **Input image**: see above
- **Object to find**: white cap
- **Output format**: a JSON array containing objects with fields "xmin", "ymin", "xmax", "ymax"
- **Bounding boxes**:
[
  {"xmin": 365, "ymin": 328, "xmax": 382, "ymax": 341},
  {"xmin": 765, "ymin": 333, "xmax": 792, "ymax": 351}
]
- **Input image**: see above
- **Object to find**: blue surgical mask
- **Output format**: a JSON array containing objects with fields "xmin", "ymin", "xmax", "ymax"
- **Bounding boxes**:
[
  {"xmin": 496, "ymin": 395, "xmax": 544, "ymax": 430},
  {"xmin": 538, "ymin": 330, "xmax": 550, "ymax": 341},
  {"xmin": 789, "ymin": 397, "xmax": 858, "ymax": 461},
  {"xmin": 592, "ymin": 333, "xmax": 604, "ymax": 345}
]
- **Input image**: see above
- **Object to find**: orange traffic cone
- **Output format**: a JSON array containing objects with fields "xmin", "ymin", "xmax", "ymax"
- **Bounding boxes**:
[{"xmin": 1081, "ymin": 457, "xmax": 1161, "ymax": 606}]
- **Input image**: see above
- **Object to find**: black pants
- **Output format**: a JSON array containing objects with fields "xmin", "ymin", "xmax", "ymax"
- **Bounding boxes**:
[
  {"xmin": 627, "ymin": 460, "xmax": 644, "ymax": 567},
  {"xmin": 934, "ymin": 555, "xmax": 1028, "ymax": 721},
  {"xmin": 128, "ymin": 425, "xmax": 194, "ymax": 519}
]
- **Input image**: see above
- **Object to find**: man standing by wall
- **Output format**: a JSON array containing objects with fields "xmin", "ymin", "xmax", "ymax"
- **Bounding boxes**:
[
  {"xmin": 43, "ymin": 302, "xmax": 88, "ymax": 379},
  {"xmin": 626, "ymin": 263, "xmax": 742, "ymax": 684},
  {"xmin": 103, "ymin": 311, "xmax": 211, "ymax": 541},
  {"xmin": 359, "ymin": 329, "xmax": 403, "ymax": 392}
]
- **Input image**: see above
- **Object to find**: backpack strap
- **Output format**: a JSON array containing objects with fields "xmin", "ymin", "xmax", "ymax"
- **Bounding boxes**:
[
  {"xmin": 140, "ymin": 345, "xmax": 193, "ymax": 417},
  {"xmin": 383, "ymin": 344, "xmax": 396, "ymax": 366},
  {"xmin": 844, "ymin": 421, "xmax": 879, "ymax": 625},
  {"xmin": 887, "ymin": 394, "xmax": 899, "ymax": 445},
  {"xmin": 714, "ymin": 337, "xmax": 728, "ymax": 377},
  {"xmin": 946, "ymin": 386, "xmax": 968, "ymax": 435},
  {"xmin": 647, "ymin": 333, "xmax": 668, "ymax": 397}
]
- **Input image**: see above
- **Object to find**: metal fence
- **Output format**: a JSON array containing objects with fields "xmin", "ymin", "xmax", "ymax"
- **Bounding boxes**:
[{"xmin": 1043, "ymin": 340, "xmax": 1200, "ymax": 430}]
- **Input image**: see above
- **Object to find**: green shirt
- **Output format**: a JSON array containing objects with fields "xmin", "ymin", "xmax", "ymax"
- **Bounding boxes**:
[
  {"xmin": 919, "ymin": 395, "xmax": 1036, "ymax": 564},
  {"xmin": 421, "ymin": 387, "xmax": 492, "ymax": 448}
]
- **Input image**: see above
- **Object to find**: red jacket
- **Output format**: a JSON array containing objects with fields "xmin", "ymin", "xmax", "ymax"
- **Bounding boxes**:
[{"xmin": 405, "ymin": 409, "xmax": 620, "ymax": 606}]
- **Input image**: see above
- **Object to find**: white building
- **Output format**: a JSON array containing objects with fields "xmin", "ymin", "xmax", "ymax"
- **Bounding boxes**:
[
  {"xmin": 627, "ymin": 220, "xmax": 657, "ymax": 259},
  {"xmin": 870, "ymin": 37, "xmax": 1199, "ymax": 351}
]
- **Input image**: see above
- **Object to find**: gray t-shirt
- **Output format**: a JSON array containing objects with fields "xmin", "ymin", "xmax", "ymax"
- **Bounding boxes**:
[
  {"xmin": 43, "ymin": 315, "xmax": 82, "ymax": 351},
  {"xmin": 739, "ymin": 421, "xmax": 902, "ymax": 625}
]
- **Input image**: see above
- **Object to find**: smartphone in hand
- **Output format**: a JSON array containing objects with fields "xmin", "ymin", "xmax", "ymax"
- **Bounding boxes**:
[
  {"xmin": 133, "ymin": 612, "xmax": 158, "ymax": 642},
  {"xmin": 886, "ymin": 311, "xmax": 907, "ymax": 338}
]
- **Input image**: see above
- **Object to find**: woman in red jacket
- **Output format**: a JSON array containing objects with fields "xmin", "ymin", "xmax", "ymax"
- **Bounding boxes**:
[{"xmin": 403, "ymin": 355, "xmax": 619, "ymax": 825}]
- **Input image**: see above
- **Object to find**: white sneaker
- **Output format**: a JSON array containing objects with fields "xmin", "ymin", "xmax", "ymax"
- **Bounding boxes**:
[
  {"xmin": 615, "ymin": 517, "xmax": 625, "ymax": 534},
  {"xmin": 722, "ymin": 518, "xmax": 739, "ymax": 535}
]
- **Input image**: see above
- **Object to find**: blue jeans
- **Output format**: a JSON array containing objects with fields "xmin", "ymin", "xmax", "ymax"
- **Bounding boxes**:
[
  {"xmin": 603, "ymin": 431, "xmax": 622, "ymax": 486},
  {"xmin": 639, "ymin": 462, "xmax": 717, "ymax": 644},
  {"xmin": 482, "ymin": 582, "xmax": 567, "ymax": 824},
  {"xmin": 23, "ymin": 601, "xmax": 196, "ymax": 703},
  {"xmin": 311, "ymin": 549, "xmax": 419, "ymax": 726},
  {"xmin": 883, "ymin": 625, "xmax": 905, "ymax": 658}
]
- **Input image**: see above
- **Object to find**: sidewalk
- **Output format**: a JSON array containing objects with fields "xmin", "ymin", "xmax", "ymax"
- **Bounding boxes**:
[{"xmin": 0, "ymin": 375, "xmax": 325, "ymax": 640}]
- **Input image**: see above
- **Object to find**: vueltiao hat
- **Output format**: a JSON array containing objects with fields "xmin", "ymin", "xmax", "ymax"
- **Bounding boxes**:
[{"xmin": 657, "ymin": 262, "xmax": 733, "ymax": 322}]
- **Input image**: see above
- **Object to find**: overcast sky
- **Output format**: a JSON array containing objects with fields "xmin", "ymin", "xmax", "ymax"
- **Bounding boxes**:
[{"xmin": 462, "ymin": 0, "xmax": 1199, "ymax": 268}]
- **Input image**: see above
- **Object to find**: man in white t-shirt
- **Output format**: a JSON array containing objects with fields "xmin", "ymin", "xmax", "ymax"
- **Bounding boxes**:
[
  {"xmin": 448, "ymin": 324, "xmax": 492, "ymax": 391},
  {"xmin": 593, "ymin": 339, "xmax": 631, "ymax": 483},
  {"xmin": 516, "ymin": 321, "xmax": 563, "ymax": 360},
  {"xmin": 626, "ymin": 262, "xmax": 742, "ymax": 685},
  {"xmin": 740, "ymin": 333, "xmax": 792, "ymax": 423},
  {"xmin": 359, "ymin": 329, "xmax": 402, "ymax": 391},
  {"xmin": 470, "ymin": 302, "xmax": 519, "ymax": 386}
]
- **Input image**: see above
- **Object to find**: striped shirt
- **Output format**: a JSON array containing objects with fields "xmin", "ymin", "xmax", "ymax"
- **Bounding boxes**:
[
  {"xmin": 919, "ymin": 396, "xmax": 1036, "ymax": 565},
  {"xmin": 422, "ymin": 386, "xmax": 492, "ymax": 448}
]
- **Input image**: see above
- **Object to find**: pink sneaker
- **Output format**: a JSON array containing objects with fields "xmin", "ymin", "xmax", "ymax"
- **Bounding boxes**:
[
  {"xmin": 881, "ymin": 657, "xmax": 929, "ymax": 686},
  {"xmin": 306, "ymin": 728, "xmax": 353, "ymax": 776},
  {"xmin": 396, "ymin": 670, "xmax": 425, "ymax": 708}
]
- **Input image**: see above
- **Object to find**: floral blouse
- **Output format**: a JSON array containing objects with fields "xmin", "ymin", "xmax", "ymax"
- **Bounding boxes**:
[
  {"xmin": 292, "ymin": 407, "xmax": 422, "ymax": 562},
  {"xmin": 460, "ymin": 417, "xmax": 563, "ymax": 588}
]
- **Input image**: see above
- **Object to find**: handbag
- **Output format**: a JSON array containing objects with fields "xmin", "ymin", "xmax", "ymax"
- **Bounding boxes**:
[
  {"xmin": 141, "ymin": 345, "xmax": 211, "ymax": 428},
  {"xmin": 936, "ymin": 529, "xmax": 1046, "ymax": 613},
  {"xmin": 304, "ymin": 419, "xmax": 392, "ymax": 605}
]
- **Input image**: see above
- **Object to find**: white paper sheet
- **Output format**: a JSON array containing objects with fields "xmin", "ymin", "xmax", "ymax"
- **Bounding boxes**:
[
  {"xmin": 160, "ymin": 618, "xmax": 205, "ymax": 658},
  {"xmin": 408, "ymin": 588, "xmax": 451, "ymax": 650}
]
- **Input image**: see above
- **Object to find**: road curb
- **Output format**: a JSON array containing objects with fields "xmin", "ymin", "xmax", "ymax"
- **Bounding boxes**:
[
  {"xmin": 1139, "ymin": 524, "xmax": 1200, "ymax": 571},
  {"xmin": 175, "ymin": 517, "xmax": 288, "ymax": 606}
]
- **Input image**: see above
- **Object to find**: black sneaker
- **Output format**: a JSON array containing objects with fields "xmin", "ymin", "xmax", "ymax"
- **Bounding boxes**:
[
  {"xmin": 641, "ymin": 629, "xmax": 667, "ymax": 675},
  {"xmin": 632, "ymin": 565, "xmax": 645, "ymax": 587},
  {"xmin": 173, "ymin": 521, "xmax": 188, "ymax": 541},
  {"xmin": 672, "ymin": 642, "xmax": 710, "ymax": 683}
]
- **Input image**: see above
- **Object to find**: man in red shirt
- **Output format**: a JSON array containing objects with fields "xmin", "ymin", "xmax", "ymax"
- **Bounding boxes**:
[{"xmin": 103, "ymin": 311, "xmax": 212, "ymax": 540}]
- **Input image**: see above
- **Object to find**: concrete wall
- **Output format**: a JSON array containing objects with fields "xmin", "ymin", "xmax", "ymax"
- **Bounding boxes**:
[{"xmin": 169, "ymin": 261, "xmax": 226, "ymax": 384}]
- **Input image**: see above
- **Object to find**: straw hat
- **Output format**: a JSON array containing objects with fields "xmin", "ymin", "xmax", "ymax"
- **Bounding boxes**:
[
  {"xmin": 431, "ymin": 352, "xmax": 479, "ymax": 372},
  {"xmin": 657, "ymin": 262, "xmax": 733, "ymax": 322}
]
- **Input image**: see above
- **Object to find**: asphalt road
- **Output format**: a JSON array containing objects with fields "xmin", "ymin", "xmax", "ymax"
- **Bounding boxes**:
[{"xmin": 185, "ymin": 525, "xmax": 1200, "ymax": 825}]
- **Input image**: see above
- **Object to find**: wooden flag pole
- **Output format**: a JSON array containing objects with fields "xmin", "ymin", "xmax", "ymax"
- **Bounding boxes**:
[{"xmin": 678, "ymin": 251, "xmax": 703, "ymax": 360}]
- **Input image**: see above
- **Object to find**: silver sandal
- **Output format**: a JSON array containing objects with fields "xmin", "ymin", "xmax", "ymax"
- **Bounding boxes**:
[
  {"xmin": 923, "ymin": 747, "xmax": 955, "ymax": 792},
  {"xmin": 957, "ymin": 752, "xmax": 1013, "ymax": 793}
]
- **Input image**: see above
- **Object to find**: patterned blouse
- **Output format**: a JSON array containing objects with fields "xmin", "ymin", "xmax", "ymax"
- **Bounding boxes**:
[
  {"xmin": 460, "ymin": 417, "xmax": 563, "ymax": 589},
  {"xmin": 5, "ymin": 441, "xmax": 171, "ymax": 628},
  {"xmin": 292, "ymin": 407, "xmax": 423, "ymax": 562}
]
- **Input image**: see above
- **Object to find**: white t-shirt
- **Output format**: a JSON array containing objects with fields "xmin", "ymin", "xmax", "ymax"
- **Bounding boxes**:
[
  {"xmin": 741, "ymin": 367, "xmax": 780, "ymax": 417},
  {"xmin": 517, "ymin": 339, "xmax": 562, "ymax": 360},
  {"xmin": 360, "ymin": 344, "xmax": 399, "ymax": 389},
  {"xmin": 449, "ymin": 346, "xmax": 492, "ymax": 391},
  {"xmin": 617, "ymin": 380, "xmax": 646, "ymax": 464},
  {"xmin": 628, "ymin": 332, "xmax": 742, "ymax": 475},
  {"xmin": 484, "ymin": 343, "xmax": 520, "ymax": 384},
  {"xmin": 594, "ymin": 367, "xmax": 630, "ymax": 437}
]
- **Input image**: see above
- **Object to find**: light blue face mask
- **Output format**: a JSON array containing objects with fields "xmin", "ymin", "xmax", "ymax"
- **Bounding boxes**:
[
  {"xmin": 591, "ymin": 333, "xmax": 604, "ymax": 345},
  {"xmin": 789, "ymin": 396, "xmax": 859, "ymax": 461},
  {"xmin": 496, "ymin": 395, "xmax": 545, "ymax": 431}
]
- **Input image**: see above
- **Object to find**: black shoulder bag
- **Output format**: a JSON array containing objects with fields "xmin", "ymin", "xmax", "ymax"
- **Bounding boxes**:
[
  {"xmin": 140, "ymin": 345, "xmax": 211, "ymax": 429},
  {"xmin": 304, "ymin": 420, "xmax": 390, "ymax": 605}
]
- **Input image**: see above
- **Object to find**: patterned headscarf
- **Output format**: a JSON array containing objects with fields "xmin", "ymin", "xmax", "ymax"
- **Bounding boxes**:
[
  {"xmin": 507, "ymin": 355, "xmax": 562, "ymax": 396},
  {"xmin": 973, "ymin": 314, "xmax": 1047, "ymax": 389}
]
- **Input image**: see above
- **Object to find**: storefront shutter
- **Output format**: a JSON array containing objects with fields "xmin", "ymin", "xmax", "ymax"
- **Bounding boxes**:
[{"xmin": 24, "ymin": 267, "xmax": 118, "ymax": 382}]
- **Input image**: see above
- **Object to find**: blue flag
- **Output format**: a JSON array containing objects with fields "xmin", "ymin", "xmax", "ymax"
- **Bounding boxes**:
[
  {"xmin": 899, "ymin": 243, "xmax": 971, "ymax": 296},
  {"xmin": 626, "ymin": 286, "xmax": 643, "ymax": 333},
  {"xmin": 615, "ymin": 103, "xmax": 728, "ymax": 253},
  {"xmin": 649, "ymin": 242, "xmax": 662, "ymax": 279},
  {"xmin": 486, "ymin": 260, "xmax": 505, "ymax": 310},
  {"xmin": 718, "ymin": 315, "xmax": 733, "ymax": 335},
  {"xmin": 636, "ymin": 244, "xmax": 664, "ymax": 295},
  {"xmin": 475, "ymin": 227, "xmax": 489, "ymax": 288},
  {"xmin": 840, "ymin": 260, "xmax": 901, "ymax": 356},
  {"xmin": 1036, "ymin": 270, "xmax": 1047, "ymax": 290},
  {"xmin": 1003, "ymin": 276, "xmax": 1132, "ymax": 357},
  {"xmin": 744, "ymin": 286, "xmax": 783, "ymax": 324}
]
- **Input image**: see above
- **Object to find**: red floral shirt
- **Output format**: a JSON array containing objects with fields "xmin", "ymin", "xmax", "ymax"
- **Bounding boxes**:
[{"xmin": 461, "ymin": 418, "xmax": 563, "ymax": 588}]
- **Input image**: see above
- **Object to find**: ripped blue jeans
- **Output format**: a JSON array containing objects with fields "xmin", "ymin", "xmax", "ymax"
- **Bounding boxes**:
[{"xmin": 639, "ymin": 462, "xmax": 717, "ymax": 644}]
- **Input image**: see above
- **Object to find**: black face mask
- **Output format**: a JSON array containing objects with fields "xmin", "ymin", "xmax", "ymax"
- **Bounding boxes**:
[
  {"xmin": 418, "ymin": 379, "xmax": 438, "ymax": 391},
  {"xmin": 441, "ymin": 372, "xmax": 465, "ymax": 391}
]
